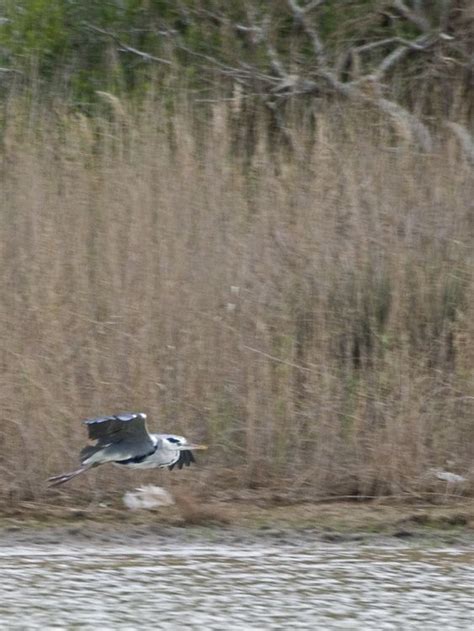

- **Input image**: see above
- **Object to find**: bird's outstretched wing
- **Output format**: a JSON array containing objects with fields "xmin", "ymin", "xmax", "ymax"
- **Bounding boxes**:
[
  {"xmin": 48, "ymin": 412, "xmax": 155, "ymax": 486},
  {"xmin": 81, "ymin": 412, "xmax": 155, "ymax": 463},
  {"xmin": 169, "ymin": 450, "xmax": 196, "ymax": 470},
  {"xmin": 85, "ymin": 412, "xmax": 150, "ymax": 444}
]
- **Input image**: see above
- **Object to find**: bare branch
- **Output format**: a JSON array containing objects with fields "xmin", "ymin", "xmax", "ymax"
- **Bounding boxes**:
[
  {"xmin": 116, "ymin": 43, "xmax": 172, "ymax": 65},
  {"xmin": 287, "ymin": 0, "xmax": 327, "ymax": 66},
  {"xmin": 85, "ymin": 23, "xmax": 173, "ymax": 66},
  {"xmin": 392, "ymin": 0, "xmax": 431, "ymax": 33},
  {"xmin": 356, "ymin": 35, "xmax": 434, "ymax": 55},
  {"xmin": 193, "ymin": 7, "xmax": 264, "ymax": 45},
  {"xmin": 371, "ymin": 33, "xmax": 435, "ymax": 81},
  {"xmin": 197, "ymin": 2, "xmax": 434, "ymax": 150},
  {"xmin": 301, "ymin": 0, "xmax": 327, "ymax": 13},
  {"xmin": 176, "ymin": 43, "xmax": 278, "ymax": 88},
  {"xmin": 376, "ymin": 96, "xmax": 432, "ymax": 151},
  {"xmin": 286, "ymin": 0, "xmax": 355, "ymax": 96},
  {"xmin": 266, "ymin": 44, "xmax": 287, "ymax": 79},
  {"xmin": 355, "ymin": 37, "xmax": 402, "ymax": 54},
  {"xmin": 84, "ymin": 4, "xmax": 436, "ymax": 152},
  {"xmin": 374, "ymin": 46, "xmax": 411, "ymax": 79}
]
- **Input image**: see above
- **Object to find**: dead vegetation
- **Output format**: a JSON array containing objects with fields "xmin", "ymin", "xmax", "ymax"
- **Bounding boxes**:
[{"xmin": 0, "ymin": 95, "xmax": 473, "ymax": 504}]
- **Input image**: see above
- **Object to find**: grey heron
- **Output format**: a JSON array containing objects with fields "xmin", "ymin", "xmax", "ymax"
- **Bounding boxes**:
[{"xmin": 47, "ymin": 412, "xmax": 207, "ymax": 487}]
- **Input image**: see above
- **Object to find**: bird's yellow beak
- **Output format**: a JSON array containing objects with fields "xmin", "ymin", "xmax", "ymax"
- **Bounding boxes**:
[{"xmin": 182, "ymin": 444, "xmax": 208, "ymax": 451}]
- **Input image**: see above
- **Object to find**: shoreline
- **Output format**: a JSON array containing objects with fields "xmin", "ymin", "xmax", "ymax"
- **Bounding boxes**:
[{"xmin": 1, "ymin": 497, "xmax": 473, "ymax": 548}]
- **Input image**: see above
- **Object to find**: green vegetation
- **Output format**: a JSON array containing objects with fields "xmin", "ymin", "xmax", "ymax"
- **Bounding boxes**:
[{"xmin": 0, "ymin": 1, "xmax": 472, "ymax": 124}]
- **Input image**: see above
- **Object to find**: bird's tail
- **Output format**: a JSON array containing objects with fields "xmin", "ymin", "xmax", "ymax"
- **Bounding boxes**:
[{"xmin": 47, "ymin": 465, "xmax": 91, "ymax": 487}]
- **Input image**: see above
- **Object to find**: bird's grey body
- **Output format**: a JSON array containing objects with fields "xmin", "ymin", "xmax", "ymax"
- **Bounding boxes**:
[
  {"xmin": 48, "ymin": 412, "xmax": 205, "ymax": 486},
  {"xmin": 111, "ymin": 434, "xmax": 195, "ymax": 470}
]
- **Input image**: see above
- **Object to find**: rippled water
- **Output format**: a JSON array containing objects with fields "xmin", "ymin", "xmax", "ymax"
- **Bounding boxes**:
[{"xmin": 0, "ymin": 541, "xmax": 472, "ymax": 629}]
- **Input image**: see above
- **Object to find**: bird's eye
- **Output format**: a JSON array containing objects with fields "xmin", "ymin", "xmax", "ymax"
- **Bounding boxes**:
[{"xmin": 167, "ymin": 437, "xmax": 180, "ymax": 444}]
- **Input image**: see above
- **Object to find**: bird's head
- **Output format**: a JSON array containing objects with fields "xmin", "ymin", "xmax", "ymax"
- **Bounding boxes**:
[{"xmin": 163, "ymin": 435, "xmax": 208, "ymax": 451}]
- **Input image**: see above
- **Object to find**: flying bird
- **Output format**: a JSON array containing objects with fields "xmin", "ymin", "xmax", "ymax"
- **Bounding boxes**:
[{"xmin": 47, "ymin": 412, "xmax": 207, "ymax": 487}]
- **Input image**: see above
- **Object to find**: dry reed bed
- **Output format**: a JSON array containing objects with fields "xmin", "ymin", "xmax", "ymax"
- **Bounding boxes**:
[{"xmin": 0, "ymin": 99, "xmax": 473, "ymax": 502}]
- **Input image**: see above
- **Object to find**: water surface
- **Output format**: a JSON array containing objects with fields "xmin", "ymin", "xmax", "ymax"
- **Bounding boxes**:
[{"xmin": 0, "ymin": 542, "xmax": 472, "ymax": 629}]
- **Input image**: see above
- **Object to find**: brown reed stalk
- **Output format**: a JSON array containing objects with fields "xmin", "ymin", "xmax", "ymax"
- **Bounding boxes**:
[{"xmin": 0, "ymin": 96, "xmax": 473, "ymax": 503}]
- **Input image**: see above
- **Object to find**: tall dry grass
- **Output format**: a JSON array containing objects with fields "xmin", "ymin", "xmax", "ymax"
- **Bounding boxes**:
[{"xmin": 0, "ymin": 95, "xmax": 473, "ymax": 503}]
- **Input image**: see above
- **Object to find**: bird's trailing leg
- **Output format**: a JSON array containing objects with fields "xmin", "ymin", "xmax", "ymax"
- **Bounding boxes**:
[{"xmin": 47, "ymin": 465, "xmax": 91, "ymax": 487}]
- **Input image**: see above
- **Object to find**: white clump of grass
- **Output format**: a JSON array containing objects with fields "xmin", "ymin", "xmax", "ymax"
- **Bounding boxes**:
[
  {"xmin": 430, "ymin": 469, "xmax": 466, "ymax": 484},
  {"xmin": 123, "ymin": 485, "xmax": 175, "ymax": 511}
]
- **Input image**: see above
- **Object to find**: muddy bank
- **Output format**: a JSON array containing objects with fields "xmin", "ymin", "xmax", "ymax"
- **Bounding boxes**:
[{"xmin": 1, "ymin": 496, "xmax": 473, "ymax": 548}]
